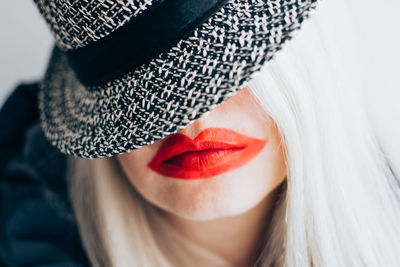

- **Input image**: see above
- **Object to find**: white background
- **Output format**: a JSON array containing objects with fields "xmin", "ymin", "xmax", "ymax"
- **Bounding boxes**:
[{"xmin": 1, "ymin": 0, "xmax": 399, "ymax": 170}]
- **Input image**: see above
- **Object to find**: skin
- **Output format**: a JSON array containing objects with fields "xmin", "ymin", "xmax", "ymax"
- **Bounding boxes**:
[{"xmin": 117, "ymin": 87, "xmax": 287, "ymax": 266}]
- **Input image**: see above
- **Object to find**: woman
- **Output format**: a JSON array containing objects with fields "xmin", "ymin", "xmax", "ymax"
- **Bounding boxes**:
[{"xmin": 1, "ymin": 0, "xmax": 400, "ymax": 266}]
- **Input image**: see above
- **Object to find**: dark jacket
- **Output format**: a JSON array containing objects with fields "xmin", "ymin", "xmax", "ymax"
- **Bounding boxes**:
[{"xmin": 0, "ymin": 83, "xmax": 89, "ymax": 266}]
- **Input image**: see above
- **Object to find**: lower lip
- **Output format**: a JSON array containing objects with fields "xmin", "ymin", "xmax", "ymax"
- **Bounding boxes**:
[{"xmin": 151, "ymin": 143, "xmax": 266, "ymax": 179}]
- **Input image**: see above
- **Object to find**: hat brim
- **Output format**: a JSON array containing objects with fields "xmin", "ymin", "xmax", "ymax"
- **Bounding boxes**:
[{"xmin": 39, "ymin": 0, "xmax": 318, "ymax": 158}]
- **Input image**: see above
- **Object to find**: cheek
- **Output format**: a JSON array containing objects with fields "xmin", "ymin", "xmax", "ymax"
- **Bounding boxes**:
[
  {"xmin": 117, "ymin": 148, "xmax": 160, "ymax": 198},
  {"xmin": 202, "ymin": 88, "xmax": 276, "ymax": 141}
]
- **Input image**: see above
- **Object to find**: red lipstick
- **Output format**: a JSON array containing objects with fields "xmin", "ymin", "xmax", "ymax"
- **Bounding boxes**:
[{"xmin": 147, "ymin": 127, "xmax": 267, "ymax": 179}]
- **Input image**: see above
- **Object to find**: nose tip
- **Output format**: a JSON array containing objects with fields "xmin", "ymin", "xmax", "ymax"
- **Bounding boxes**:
[{"xmin": 177, "ymin": 114, "xmax": 210, "ymax": 139}]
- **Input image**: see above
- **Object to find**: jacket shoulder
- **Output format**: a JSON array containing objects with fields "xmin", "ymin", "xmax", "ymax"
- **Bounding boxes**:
[
  {"xmin": 0, "ymin": 82, "xmax": 39, "ymax": 170},
  {"xmin": 0, "ymin": 83, "xmax": 90, "ymax": 266}
]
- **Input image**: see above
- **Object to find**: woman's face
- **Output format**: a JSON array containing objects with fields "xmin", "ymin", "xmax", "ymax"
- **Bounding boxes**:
[{"xmin": 117, "ymin": 87, "xmax": 287, "ymax": 221}]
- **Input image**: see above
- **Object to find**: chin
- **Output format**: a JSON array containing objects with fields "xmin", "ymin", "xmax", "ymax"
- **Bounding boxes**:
[
  {"xmin": 162, "ymin": 199, "xmax": 255, "ymax": 222},
  {"xmin": 154, "ymin": 170, "xmax": 269, "ymax": 222}
]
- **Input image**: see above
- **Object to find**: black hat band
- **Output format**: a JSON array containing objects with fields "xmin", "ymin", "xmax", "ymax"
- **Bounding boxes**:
[{"xmin": 65, "ymin": 0, "xmax": 228, "ymax": 87}]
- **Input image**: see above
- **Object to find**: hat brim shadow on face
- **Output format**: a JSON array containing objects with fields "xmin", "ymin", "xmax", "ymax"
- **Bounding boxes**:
[{"xmin": 38, "ymin": 0, "xmax": 318, "ymax": 158}]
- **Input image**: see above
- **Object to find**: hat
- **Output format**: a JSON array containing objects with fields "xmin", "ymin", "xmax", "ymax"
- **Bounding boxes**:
[{"xmin": 35, "ymin": 0, "xmax": 318, "ymax": 158}]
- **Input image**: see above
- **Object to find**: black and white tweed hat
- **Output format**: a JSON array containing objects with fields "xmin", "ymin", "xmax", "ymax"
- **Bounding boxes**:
[{"xmin": 35, "ymin": 0, "xmax": 319, "ymax": 158}]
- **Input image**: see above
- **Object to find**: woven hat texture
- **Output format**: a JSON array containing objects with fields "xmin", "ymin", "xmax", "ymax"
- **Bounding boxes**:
[
  {"xmin": 34, "ymin": 0, "xmax": 155, "ymax": 50},
  {"xmin": 38, "ymin": 0, "xmax": 319, "ymax": 158}
]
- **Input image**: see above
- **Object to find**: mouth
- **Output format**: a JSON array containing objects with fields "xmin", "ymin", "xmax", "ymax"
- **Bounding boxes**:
[{"xmin": 147, "ymin": 127, "xmax": 267, "ymax": 179}]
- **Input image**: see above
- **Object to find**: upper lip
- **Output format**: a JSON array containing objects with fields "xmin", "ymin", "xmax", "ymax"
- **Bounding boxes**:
[{"xmin": 151, "ymin": 128, "xmax": 251, "ymax": 164}]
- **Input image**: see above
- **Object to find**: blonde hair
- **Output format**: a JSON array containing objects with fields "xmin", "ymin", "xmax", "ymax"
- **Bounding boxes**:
[{"xmin": 68, "ymin": 0, "xmax": 400, "ymax": 266}]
